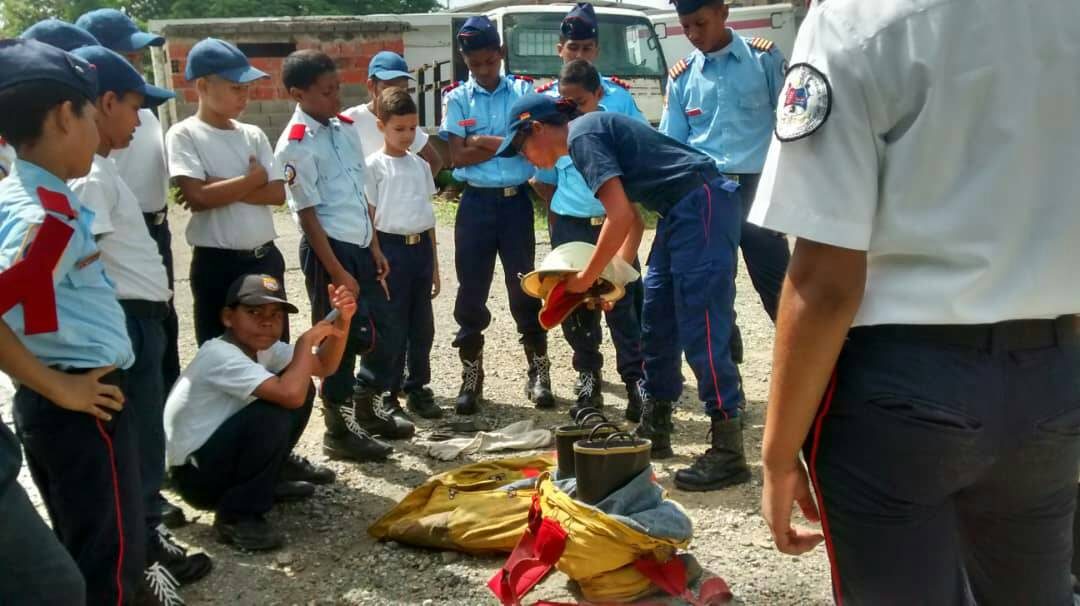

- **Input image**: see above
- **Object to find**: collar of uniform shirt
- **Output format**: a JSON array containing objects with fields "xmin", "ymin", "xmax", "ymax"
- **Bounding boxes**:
[
  {"xmin": 704, "ymin": 28, "xmax": 746, "ymax": 63},
  {"xmin": 467, "ymin": 75, "xmax": 509, "ymax": 95},
  {"xmin": 293, "ymin": 106, "xmax": 341, "ymax": 135}
]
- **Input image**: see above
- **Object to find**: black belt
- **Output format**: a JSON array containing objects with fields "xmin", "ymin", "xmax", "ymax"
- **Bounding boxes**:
[
  {"xmin": 661, "ymin": 168, "xmax": 723, "ymax": 218},
  {"xmin": 554, "ymin": 213, "xmax": 606, "ymax": 227},
  {"xmin": 849, "ymin": 316, "xmax": 1080, "ymax": 351},
  {"xmin": 465, "ymin": 184, "xmax": 523, "ymax": 198},
  {"xmin": 119, "ymin": 299, "xmax": 170, "ymax": 320},
  {"xmin": 377, "ymin": 231, "xmax": 429, "ymax": 246},
  {"xmin": 194, "ymin": 242, "xmax": 275, "ymax": 259},
  {"xmin": 51, "ymin": 367, "xmax": 127, "ymax": 389},
  {"xmin": 143, "ymin": 210, "xmax": 167, "ymax": 226}
]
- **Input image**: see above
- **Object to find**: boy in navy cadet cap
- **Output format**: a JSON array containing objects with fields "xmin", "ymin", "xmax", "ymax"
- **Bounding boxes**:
[
  {"xmin": 499, "ymin": 94, "xmax": 748, "ymax": 488},
  {"xmin": 440, "ymin": 16, "xmax": 552, "ymax": 415},
  {"xmin": 165, "ymin": 38, "xmax": 288, "ymax": 346},
  {"xmin": 0, "ymin": 38, "xmax": 148, "ymax": 605},
  {"xmin": 66, "ymin": 44, "xmax": 212, "ymax": 602},
  {"xmin": 20, "ymin": 18, "xmax": 101, "ymax": 51}
]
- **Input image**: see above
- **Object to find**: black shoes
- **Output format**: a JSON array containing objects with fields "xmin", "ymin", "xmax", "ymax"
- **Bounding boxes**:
[
  {"xmin": 456, "ymin": 350, "xmax": 484, "ymax": 415},
  {"xmin": 525, "ymin": 344, "xmax": 555, "ymax": 409},
  {"xmin": 406, "ymin": 387, "xmax": 444, "ymax": 419},
  {"xmin": 673, "ymin": 416, "xmax": 752, "ymax": 492},
  {"xmin": 350, "ymin": 388, "xmax": 415, "ymax": 439},
  {"xmin": 159, "ymin": 495, "xmax": 187, "ymax": 529},
  {"xmin": 634, "ymin": 396, "xmax": 675, "ymax": 459},
  {"xmin": 280, "ymin": 453, "xmax": 336, "ymax": 485},
  {"xmin": 214, "ymin": 515, "xmax": 285, "ymax": 552},
  {"xmin": 136, "ymin": 562, "xmax": 185, "ymax": 606},
  {"xmin": 625, "ymin": 379, "xmax": 644, "ymax": 423},
  {"xmin": 568, "ymin": 369, "xmax": 603, "ymax": 420},
  {"xmin": 273, "ymin": 480, "xmax": 315, "ymax": 503},
  {"xmin": 148, "ymin": 525, "xmax": 213, "ymax": 586},
  {"xmin": 322, "ymin": 398, "xmax": 393, "ymax": 462}
]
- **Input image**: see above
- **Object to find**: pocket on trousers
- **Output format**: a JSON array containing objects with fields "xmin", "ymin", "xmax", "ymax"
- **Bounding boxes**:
[
  {"xmin": 868, "ymin": 396, "xmax": 984, "ymax": 437},
  {"xmin": 1036, "ymin": 406, "xmax": 1080, "ymax": 438}
]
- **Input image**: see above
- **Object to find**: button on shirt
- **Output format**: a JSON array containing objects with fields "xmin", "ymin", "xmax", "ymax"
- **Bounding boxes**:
[
  {"xmin": 750, "ymin": 0, "xmax": 1080, "ymax": 326},
  {"xmin": 568, "ymin": 112, "xmax": 718, "ymax": 216},
  {"xmin": 275, "ymin": 107, "xmax": 373, "ymax": 248},
  {"xmin": 0, "ymin": 160, "xmax": 134, "ymax": 370},
  {"xmin": 111, "ymin": 109, "xmax": 168, "ymax": 213},
  {"xmin": 660, "ymin": 31, "xmax": 785, "ymax": 174},
  {"xmin": 440, "ymin": 76, "xmax": 536, "ymax": 188}
]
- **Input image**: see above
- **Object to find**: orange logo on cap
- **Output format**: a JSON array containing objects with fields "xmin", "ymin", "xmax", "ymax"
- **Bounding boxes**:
[
  {"xmin": 519, "ymin": 111, "xmax": 531, "ymax": 121},
  {"xmin": 262, "ymin": 276, "xmax": 280, "ymax": 292}
]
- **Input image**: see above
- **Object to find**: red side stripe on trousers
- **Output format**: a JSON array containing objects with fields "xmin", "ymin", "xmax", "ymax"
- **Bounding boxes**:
[
  {"xmin": 808, "ymin": 373, "xmax": 842, "ymax": 606},
  {"xmin": 95, "ymin": 419, "xmax": 126, "ymax": 606},
  {"xmin": 699, "ymin": 183, "xmax": 728, "ymax": 418}
]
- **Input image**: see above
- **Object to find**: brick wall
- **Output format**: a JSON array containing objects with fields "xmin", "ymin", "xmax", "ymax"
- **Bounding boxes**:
[{"xmin": 151, "ymin": 18, "xmax": 409, "ymax": 142}]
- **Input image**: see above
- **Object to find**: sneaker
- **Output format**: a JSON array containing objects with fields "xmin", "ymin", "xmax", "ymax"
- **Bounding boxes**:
[
  {"xmin": 136, "ymin": 562, "xmax": 184, "ymax": 606},
  {"xmin": 214, "ymin": 515, "xmax": 285, "ymax": 552},
  {"xmin": 149, "ymin": 525, "xmax": 213, "ymax": 586},
  {"xmin": 273, "ymin": 480, "xmax": 315, "ymax": 503},
  {"xmin": 280, "ymin": 453, "xmax": 336, "ymax": 485},
  {"xmin": 406, "ymin": 387, "xmax": 444, "ymax": 419}
]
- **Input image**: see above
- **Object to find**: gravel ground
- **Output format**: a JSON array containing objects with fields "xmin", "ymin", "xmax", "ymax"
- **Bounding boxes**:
[{"xmin": 3, "ymin": 205, "xmax": 832, "ymax": 605}]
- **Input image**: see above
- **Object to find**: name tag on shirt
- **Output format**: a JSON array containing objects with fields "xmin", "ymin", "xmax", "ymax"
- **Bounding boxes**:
[
  {"xmin": 685, "ymin": 108, "xmax": 703, "ymax": 117},
  {"xmin": 458, "ymin": 119, "xmax": 477, "ymax": 127},
  {"xmin": 74, "ymin": 251, "xmax": 101, "ymax": 270}
]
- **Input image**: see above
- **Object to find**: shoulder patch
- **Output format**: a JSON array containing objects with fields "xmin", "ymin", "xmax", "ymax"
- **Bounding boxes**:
[
  {"xmin": 536, "ymin": 80, "xmax": 556, "ymax": 93},
  {"xmin": 510, "ymin": 74, "xmax": 534, "ymax": 83},
  {"xmin": 336, "ymin": 113, "xmax": 354, "ymax": 125},
  {"xmin": 775, "ymin": 63, "xmax": 832, "ymax": 142},
  {"xmin": 668, "ymin": 57, "xmax": 690, "ymax": 80},
  {"xmin": 442, "ymin": 80, "xmax": 462, "ymax": 95},
  {"xmin": 288, "ymin": 124, "xmax": 306, "ymax": 142},
  {"xmin": 608, "ymin": 76, "xmax": 630, "ymax": 90},
  {"xmin": 37, "ymin": 187, "xmax": 75, "ymax": 219},
  {"xmin": 749, "ymin": 37, "xmax": 776, "ymax": 53}
]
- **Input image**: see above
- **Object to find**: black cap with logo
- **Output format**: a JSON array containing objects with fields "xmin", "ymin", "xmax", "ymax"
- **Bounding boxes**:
[{"xmin": 225, "ymin": 274, "xmax": 299, "ymax": 314}]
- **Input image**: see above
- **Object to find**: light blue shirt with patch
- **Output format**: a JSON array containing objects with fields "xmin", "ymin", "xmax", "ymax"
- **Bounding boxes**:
[{"xmin": 0, "ymin": 160, "xmax": 134, "ymax": 370}]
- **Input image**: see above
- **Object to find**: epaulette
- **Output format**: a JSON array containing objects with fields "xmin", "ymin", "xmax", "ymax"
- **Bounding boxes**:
[
  {"xmin": 337, "ymin": 113, "xmax": 354, "ymax": 125},
  {"xmin": 37, "ymin": 187, "xmax": 75, "ymax": 219},
  {"xmin": 510, "ymin": 74, "xmax": 533, "ymax": 83},
  {"xmin": 608, "ymin": 76, "xmax": 631, "ymax": 90},
  {"xmin": 288, "ymin": 124, "xmax": 306, "ymax": 142},
  {"xmin": 536, "ymin": 80, "xmax": 556, "ymax": 93},
  {"xmin": 668, "ymin": 57, "xmax": 690, "ymax": 80},
  {"xmin": 442, "ymin": 80, "xmax": 462, "ymax": 95},
  {"xmin": 748, "ymin": 37, "xmax": 776, "ymax": 53}
]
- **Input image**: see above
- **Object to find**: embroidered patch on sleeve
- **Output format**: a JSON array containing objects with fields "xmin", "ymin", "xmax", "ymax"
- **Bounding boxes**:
[{"xmin": 775, "ymin": 63, "xmax": 832, "ymax": 142}]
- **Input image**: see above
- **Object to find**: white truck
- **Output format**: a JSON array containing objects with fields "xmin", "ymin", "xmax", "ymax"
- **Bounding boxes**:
[{"xmin": 650, "ymin": 3, "xmax": 798, "ymax": 65}]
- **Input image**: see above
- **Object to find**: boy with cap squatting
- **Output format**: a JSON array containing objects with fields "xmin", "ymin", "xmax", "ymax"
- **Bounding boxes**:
[
  {"xmin": 275, "ymin": 49, "xmax": 411, "ymax": 463},
  {"xmin": 0, "ymin": 38, "xmax": 148, "ymax": 604},
  {"xmin": 165, "ymin": 38, "xmax": 288, "ymax": 346},
  {"xmin": 497, "ymin": 94, "xmax": 749, "ymax": 488},
  {"xmin": 165, "ymin": 275, "xmax": 352, "ymax": 552},
  {"xmin": 532, "ymin": 58, "xmax": 647, "ymax": 422},
  {"xmin": 535, "ymin": 2, "xmax": 646, "ymax": 121},
  {"xmin": 67, "ymin": 45, "xmax": 213, "ymax": 600},
  {"xmin": 441, "ymin": 16, "xmax": 552, "ymax": 415},
  {"xmin": 342, "ymin": 50, "xmax": 444, "ymax": 178},
  {"xmin": 363, "ymin": 88, "xmax": 443, "ymax": 420},
  {"xmin": 660, "ymin": 0, "xmax": 790, "ymax": 372}
]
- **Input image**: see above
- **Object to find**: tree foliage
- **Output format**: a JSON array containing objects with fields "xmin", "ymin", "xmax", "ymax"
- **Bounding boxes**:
[{"xmin": 2, "ymin": 0, "xmax": 441, "ymax": 37}]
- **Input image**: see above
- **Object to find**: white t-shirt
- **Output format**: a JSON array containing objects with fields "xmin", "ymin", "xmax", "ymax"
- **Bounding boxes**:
[
  {"xmin": 341, "ymin": 103, "xmax": 429, "ymax": 159},
  {"xmin": 70, "ymin": 154, "xmax": 171, "ymax": 302},
  {"xmin": 0, "ymin": 140, "xmax": 15, "ymax": 181},
  {"xmin": 164, "ymin": 337, "xmax": 294, "ymax": 466},
  {"xmin": 364, "ymin": 150, "xmax": 437, "ymax": 235},
  {"xmin": 750, "ymin": 0, "xmax": 1080, "ymax": 327},
  {"xmin": 111, "ymin": 109, "xmax": 169, "ymax": 213},
  {"xmin": 165, "ymin": 117, "xmax": 279, "ymax": 250}
]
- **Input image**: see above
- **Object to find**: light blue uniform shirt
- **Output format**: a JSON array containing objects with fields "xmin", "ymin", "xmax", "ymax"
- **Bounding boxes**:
[
  {"xmin": 660, "ymin": 30, "xmax": 785, "ymax": 174},
  {"xmin": 536, "ymin": 75, "xmax": 650, "ymax": 217},
  {"xmin": 0, "ymin": 160, "xmax": 134, "ymax": 370},
  {"xmin": 440, "ymin": 75, "xmax": 536, "ymax": 188},
  {"xmin": 275, "ymin": 107, "xmax": 373, "ymax": 247}
]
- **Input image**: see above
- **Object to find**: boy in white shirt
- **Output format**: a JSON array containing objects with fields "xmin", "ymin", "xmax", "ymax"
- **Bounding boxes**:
[
  {"xmin": 165, "ymin": 38, "xmax": 287, "ymax": 345},
  {"xmin": 364, "ymin": 88, "xmax": 442, "ymax": 419},
  {"xmin": 165, "ymin": 274, "xmax": 353, "ymax": 552}
]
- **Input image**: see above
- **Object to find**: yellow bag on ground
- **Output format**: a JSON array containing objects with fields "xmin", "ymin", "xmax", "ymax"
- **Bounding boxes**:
[{"xmin": 368, "ymin": 455, "xmax": 554, "ymax": 554}]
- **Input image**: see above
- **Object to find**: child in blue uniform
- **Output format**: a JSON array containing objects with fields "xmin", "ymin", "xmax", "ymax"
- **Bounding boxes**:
[
  {"xmin": 0, "ymin": 38, "xmax": 146, "ymax": 605},
  {"xmin": 498, "ymin": 94, "xmax": 750, "ymax": 491},
  {"xmin": 441, "ymin": 16, "xmax": 551, "ymax": 414}
]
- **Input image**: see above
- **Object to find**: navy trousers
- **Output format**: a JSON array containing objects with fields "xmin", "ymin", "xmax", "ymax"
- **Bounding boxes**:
[
  {"xmin": 14, "ymin": 370, "xmax": 145, "ymax": 606},
  {"xmin": 380, "ymin": 231, "xmax": 436, "ymax": 394},
  {"xmin": 811, "ymin": 325, "xmax": 1080, "ymax": 605},
  {"xmin": 190, "ymin": 243, "xmax": 288, "ymax": 346},
  {"xmin": 453, "ymin": 186, "xmax": 544, "ymax": 353},
  {"xmin": 171, "ymin": 391, "xmax": 313, "ymax": 520},
  {"xmin": 299, "ymin": 236, "xmax": 400, "ymax": 400},
  {"xmin": 641, "ymin": 177, "xmax": 743, "ymax": 417},
  {"xmin": 143, "ymin": 214, "xmax": 180, "ymax": 389},
  {"xmin": 549, "ymin": 213, "xmax": 643, "ymax": 383}
]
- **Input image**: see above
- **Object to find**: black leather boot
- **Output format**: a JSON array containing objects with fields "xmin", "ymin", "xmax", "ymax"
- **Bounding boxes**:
[
  {"xmin": 352, "ymin": 386, "xmax": 415, "ymax": 440},
  {"xmin": 633, "ymin": 396, "xmax": 674, "ymax": 459},
  {"xmin": 406, "ymin": 387, "xmax": 444, "ymax": 419},
  {"xmin": 321, "ymin": 398, "xmax": 393, "ymax": 461},
  {"xmin": 456, "ymin": 348, "xmax": 484, "ymax": 415},
  {"xmin": 674, "ymin": 416, "xmax": 752, "ymax": 492},
  {"xmin": 624, "ymin": 379, "xmax": 644, "ymax": 423},
  {"xmin": 567, "ymin": 369, "xmax": 603, "ymax": 420},
  {"xmin": 525, "ymin": 342, "xmax": 555, "ymax": 409}
]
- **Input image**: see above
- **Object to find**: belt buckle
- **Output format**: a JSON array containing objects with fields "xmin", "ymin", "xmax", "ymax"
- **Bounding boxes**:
[
  {"xmin": 252, "ymin": 245, "xmax": 268, "ymax": 259},
  {"xmin": 405, "ymin": 234, "xmax": 421, "ymax": 245},
  {"xmin": 502, "ymin": 186, "xmax": 517, "ymax": 197},
  {"xmin": 726, "ymin": 174, "xmax": 740, "ymax": 184},
  {"xmin": 589, "ymin": 216, "xmax": 605, "ymax": 227}
]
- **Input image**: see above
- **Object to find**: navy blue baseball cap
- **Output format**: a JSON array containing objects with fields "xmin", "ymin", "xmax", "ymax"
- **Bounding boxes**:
[
  {"xmin": 0, "ymin": 39, "xmax": 97, "ymax": 101},
  {"xmin": 185, "ymin": 38, "xmax": 267, "ymax": 83},
  {"xmin": 71, "ymin": 46, "xmax": 175, "ymax": 108},
  {"xmin": 670, "ymin": 0, "xmax": 720, "ymax": 16},
  {"xmin": 457, "ymin": 16, "xmax": 501, "ymax": 52},
  {"xmin": 368, "ymin": 51, "xmax": 413, "ymax": 81},
  {"xmin": 495, "ymin": 94, "xmax": 577, "ymax": 158},
  {"xmin": 562, "ymin": 3, "xmax": 599, "ymax": 41},
  {"xmin": 75, "ymin": 9, "xmax": 164, "ymax": 53},
  {"xmin": 20, "ymin": 19, "xmax": 100, "ymax": 52}
]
